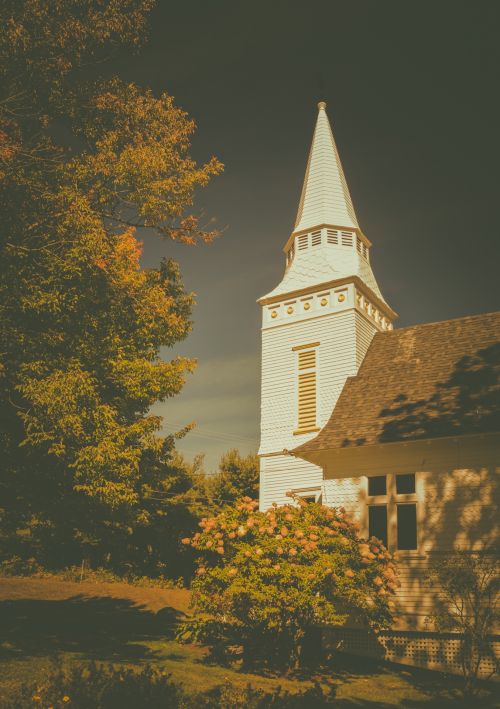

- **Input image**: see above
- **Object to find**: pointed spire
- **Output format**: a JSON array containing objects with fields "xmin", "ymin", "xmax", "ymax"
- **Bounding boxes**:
[{"xmin": 294, "ymin": 102, "xmax": 359, "ymax": 233}]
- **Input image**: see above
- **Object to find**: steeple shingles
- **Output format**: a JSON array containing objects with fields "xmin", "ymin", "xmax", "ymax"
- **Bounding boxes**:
[{"xmin": 294, "ymin": 102, "xmax": 359, "ymax": 233}]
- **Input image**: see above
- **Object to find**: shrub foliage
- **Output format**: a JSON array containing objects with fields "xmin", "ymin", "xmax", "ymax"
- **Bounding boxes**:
[
  {"xmin": 426, "ymin": 550, "xmax": 500, "ymax": 695},
  {"xmin": 6, "ymin": 661, "xmax": 337, "ymax": 708},
  {"xmin": 179, "ymin": 496, "xmax": 398, "ymax": 670}
]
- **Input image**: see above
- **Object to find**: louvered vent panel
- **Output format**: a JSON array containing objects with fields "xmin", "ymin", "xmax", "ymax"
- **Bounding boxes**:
[
  {"xmin": 298, "ymin": 349, "xmax": 316, "ymax": 370},
  {"xmin": 297, "ymin": 348, "xmax": 317, "ymax": 430},
  {"xmin": 298, "ymin": 234, "xmax": 309, "ymax": 250},
  {"xmin": 341, "ymin": 231, "xmax": 353, "ymax": 247},
  {"xmin": 298, "ymin": 372, "xmax": 316, "ymax": 429},
  {"xmin": 327, "ymin": 229, "xmax": 339, "ymax": 244},
  {"xmin": 311, "ymin": 230, "xmax": 322, "ymax": 247}
]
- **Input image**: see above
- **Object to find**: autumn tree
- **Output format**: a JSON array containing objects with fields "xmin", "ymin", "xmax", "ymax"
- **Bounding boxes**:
[
  {"xmin": 0, "ymin": 0, "xmax": 222, "ymax": 573},
  {"xmin": 178, "ymin": 497, "xmax": 397, "ymax": 671}
]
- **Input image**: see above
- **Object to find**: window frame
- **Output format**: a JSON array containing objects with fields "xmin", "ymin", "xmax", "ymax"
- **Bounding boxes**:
[
  {"xmin": 364, "ymin": 473, "xmax": 422, "ymax": 555},
  {"xmin": 290, "ymin": 487, "xmax": 322, "ymax": 504}
]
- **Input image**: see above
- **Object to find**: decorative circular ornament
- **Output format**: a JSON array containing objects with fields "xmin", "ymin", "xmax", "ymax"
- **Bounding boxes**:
[
  {"xmin": 303, "ymin": 302, "xmax": 311, "ymax": 311},
  {"xmin": 320, "ymin": 298, "xmax": 328, "ymax": 306},
  {"xmin": 287, "ymin": 306, "xmax": 294, "ymax": 314},
  {"xmin": 337, "ymin": 293, "xmax": 346, "ymax": 303},
  {"xmin": 271, "ymin": 311, "xmax": 278, "ymax": 319}
]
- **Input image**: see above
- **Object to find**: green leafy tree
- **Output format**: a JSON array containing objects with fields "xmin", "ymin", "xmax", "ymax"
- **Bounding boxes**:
[
  {"xmin": 178, "ymin": 497, "xmax": 397, "ymax": 671},
  {"xmin": 207, "ymin": 449, "xmax": 259, "ymax": 508},
  {"xmin": 426, "ymin": 550, "xmax": 499, "ymax": 696},
  {"xmin": 0, "ymin": 0, "xmax": 222, "ymax": 572}
]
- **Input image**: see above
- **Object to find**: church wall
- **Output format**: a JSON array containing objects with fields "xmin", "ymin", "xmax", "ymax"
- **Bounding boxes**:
[
  {"xmin": 355, "ymin": 311, "xmax": 376, "ymax": 368},
  {"xmin": 259, "ymin": 308, "xmax": 379, "ymax": 510},
  {"xmin": 320, "ymin": 457, "xmax": 499, "ymax": 676},
  {"xmin": 259, "ymin": 454, "xmax": 323, "ymax": 509},
  {"xmin": 323, "ymin": 460, "xmax": 499, "ymax": 630}
]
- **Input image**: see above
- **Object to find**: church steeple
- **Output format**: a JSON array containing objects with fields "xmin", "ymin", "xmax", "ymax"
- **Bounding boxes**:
[
  {"xmin": 260, "ymin": 103, "xmax": 393, "ymax": 309},
  {"xmin": 294, "ymin": 102, "xmax": 359, "ymax": 233},
  {"xmin": 258, "ymin": 100, "xmax": 395, "ymax": 510}
]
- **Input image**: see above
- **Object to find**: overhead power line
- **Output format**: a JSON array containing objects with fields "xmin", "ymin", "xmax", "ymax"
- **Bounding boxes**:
[{"xmin": 162, "ymin": 420, "xmax": 258, "ymax": 446}]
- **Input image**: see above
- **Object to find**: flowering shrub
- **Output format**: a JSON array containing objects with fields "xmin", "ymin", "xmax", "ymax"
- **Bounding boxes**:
[{"xmin": 178, "ymin": 496, "xmax": 398, "ymax": 670}]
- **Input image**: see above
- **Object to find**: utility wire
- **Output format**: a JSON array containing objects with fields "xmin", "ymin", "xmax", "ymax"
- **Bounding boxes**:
[
  {"xmin": 162, "ymin": 420, "xmax": 257, "ymax": 446},
  {"xmin": 143, "ymin": 488, "xmax": 258, "ymax": 505}
]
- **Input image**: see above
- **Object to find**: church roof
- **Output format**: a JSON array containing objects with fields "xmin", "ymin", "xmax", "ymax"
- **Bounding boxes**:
[
  {"xmin": 293, "ymin": 311, "xmax": 500, "ymax": 457},
  {"xmin": 294, "ymin": 102, "xmax": 359, "ymax": 234}
]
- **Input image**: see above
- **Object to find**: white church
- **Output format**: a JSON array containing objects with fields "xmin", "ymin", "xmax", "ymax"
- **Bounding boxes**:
[{"xmin": 257, "ymin": 102, "xmax": 499, "ymax": 674}]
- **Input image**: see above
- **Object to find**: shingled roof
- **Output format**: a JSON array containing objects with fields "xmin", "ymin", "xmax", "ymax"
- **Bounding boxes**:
[{"xmin": 293, "ymin": 311, "xmax": 500, "ymax": 457}]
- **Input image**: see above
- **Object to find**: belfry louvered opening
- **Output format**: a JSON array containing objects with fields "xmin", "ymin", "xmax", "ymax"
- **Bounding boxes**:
[
  {"xmin": 297, "ymin": 348, "xmax": 317, "ymax": 432},
  {"xmin": 298, "ymin": 234, "xmax": 309, "ymax": 250},
  {"xmin": 341, "ymin": 231, "xmax": 353, "ymax": 247},
  {"xmin": 311, "ymin": 230, "xmax": 322, "ymax": 247}
]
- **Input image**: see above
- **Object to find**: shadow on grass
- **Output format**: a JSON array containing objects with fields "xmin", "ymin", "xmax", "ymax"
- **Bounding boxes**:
[
  {"xmin": 0, "ymin": 595, "xmax": 185, "ymax": 661},
  {"xmin": 324, "ymin": 653, "xmax": 497, "ymax": 708}
]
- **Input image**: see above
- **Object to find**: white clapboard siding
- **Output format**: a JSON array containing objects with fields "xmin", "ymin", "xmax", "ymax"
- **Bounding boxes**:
[
  {"xmin": 323, "ymin": 477, "xmax": 364, "ymax": 523},
  {"xmin": 355, "ymin": 312, "xmax": 376, "ymax": 368},
  {"xmin": 259, "ymin": 309, "xmax": 379, "ymax": 509},
  {"xmin": 260, "ymin": 310, "xmax": 377, "ymax": 454},
  {"xmin": 260, "ymin": 454, "xmax": 323, "ymax": 509},
  {"xmin": 322, "ymin": 465, "xmax": 499, "ymax": 632}
]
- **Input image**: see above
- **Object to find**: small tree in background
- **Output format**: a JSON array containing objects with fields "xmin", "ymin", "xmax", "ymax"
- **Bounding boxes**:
[
  {"xmin": 207, "ymin": 449, "xmax": 259, "ymax": 508},
  {"xmin": 178, "ymin": 496, "xmax": 397, "ymax": 671},
  {"xmin": 426, "ymin": 550, "xmax": 499, "ymax": 696}
]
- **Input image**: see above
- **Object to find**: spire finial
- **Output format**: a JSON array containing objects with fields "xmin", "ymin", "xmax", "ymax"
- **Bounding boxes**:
[{"xmin": 294, "ymin": 100, "xmax": 359, "ymax": 232}]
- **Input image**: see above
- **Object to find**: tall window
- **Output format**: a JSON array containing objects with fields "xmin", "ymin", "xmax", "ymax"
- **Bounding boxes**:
[
  {"xmin": 293, "ymin": 345, "xmax": 319, "ymax": 434},
  {"xmin": 366, "ymin": 473, "xmax": 418, "ymax": 551}
]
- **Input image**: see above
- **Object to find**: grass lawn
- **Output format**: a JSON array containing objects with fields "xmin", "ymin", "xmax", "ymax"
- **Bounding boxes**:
[{"xmin": 0, "ymin": 576, "xmax": 496, "ymax": 707}]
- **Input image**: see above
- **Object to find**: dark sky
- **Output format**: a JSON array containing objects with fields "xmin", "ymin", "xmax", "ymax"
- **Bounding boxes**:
[{"xmin": 115, "ymin": 1, "xmax": 500, "ymax": 469}]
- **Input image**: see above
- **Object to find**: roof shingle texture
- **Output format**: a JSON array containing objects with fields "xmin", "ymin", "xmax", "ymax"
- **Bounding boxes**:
[{"xmin": 294, "ymin": 311, "xmax": 500, "ymax": 456}]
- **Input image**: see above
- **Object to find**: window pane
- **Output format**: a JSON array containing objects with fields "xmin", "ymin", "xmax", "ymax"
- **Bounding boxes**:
[
  {"xmin": 397, "ymin": 504, "xmax": 417, "ymax": 550},
  {"xmin": 396, "ymin": 473, "xmax": 415, "ymax": 495},
  {"xmin": 368, "ymin": 475, "xmax": 386, "ymax": 496},
  {"xmin": 301, "ymin": 495, "xmax": 316, "ymax": 504},
  {"xmin": 368, "ymin": 506, "xmax": 387, "ymax": 547}
]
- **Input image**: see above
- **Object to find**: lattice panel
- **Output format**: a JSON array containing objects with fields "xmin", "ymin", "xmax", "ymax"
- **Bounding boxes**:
[{"xmin": 324, "ymin": 628, "xmax": 500, "ymax": 678}]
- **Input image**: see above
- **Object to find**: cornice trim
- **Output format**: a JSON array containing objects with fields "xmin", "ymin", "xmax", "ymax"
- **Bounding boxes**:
[{"xmin": 258, "ymin": 274, "xmax": 398, "ymax": 321}]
